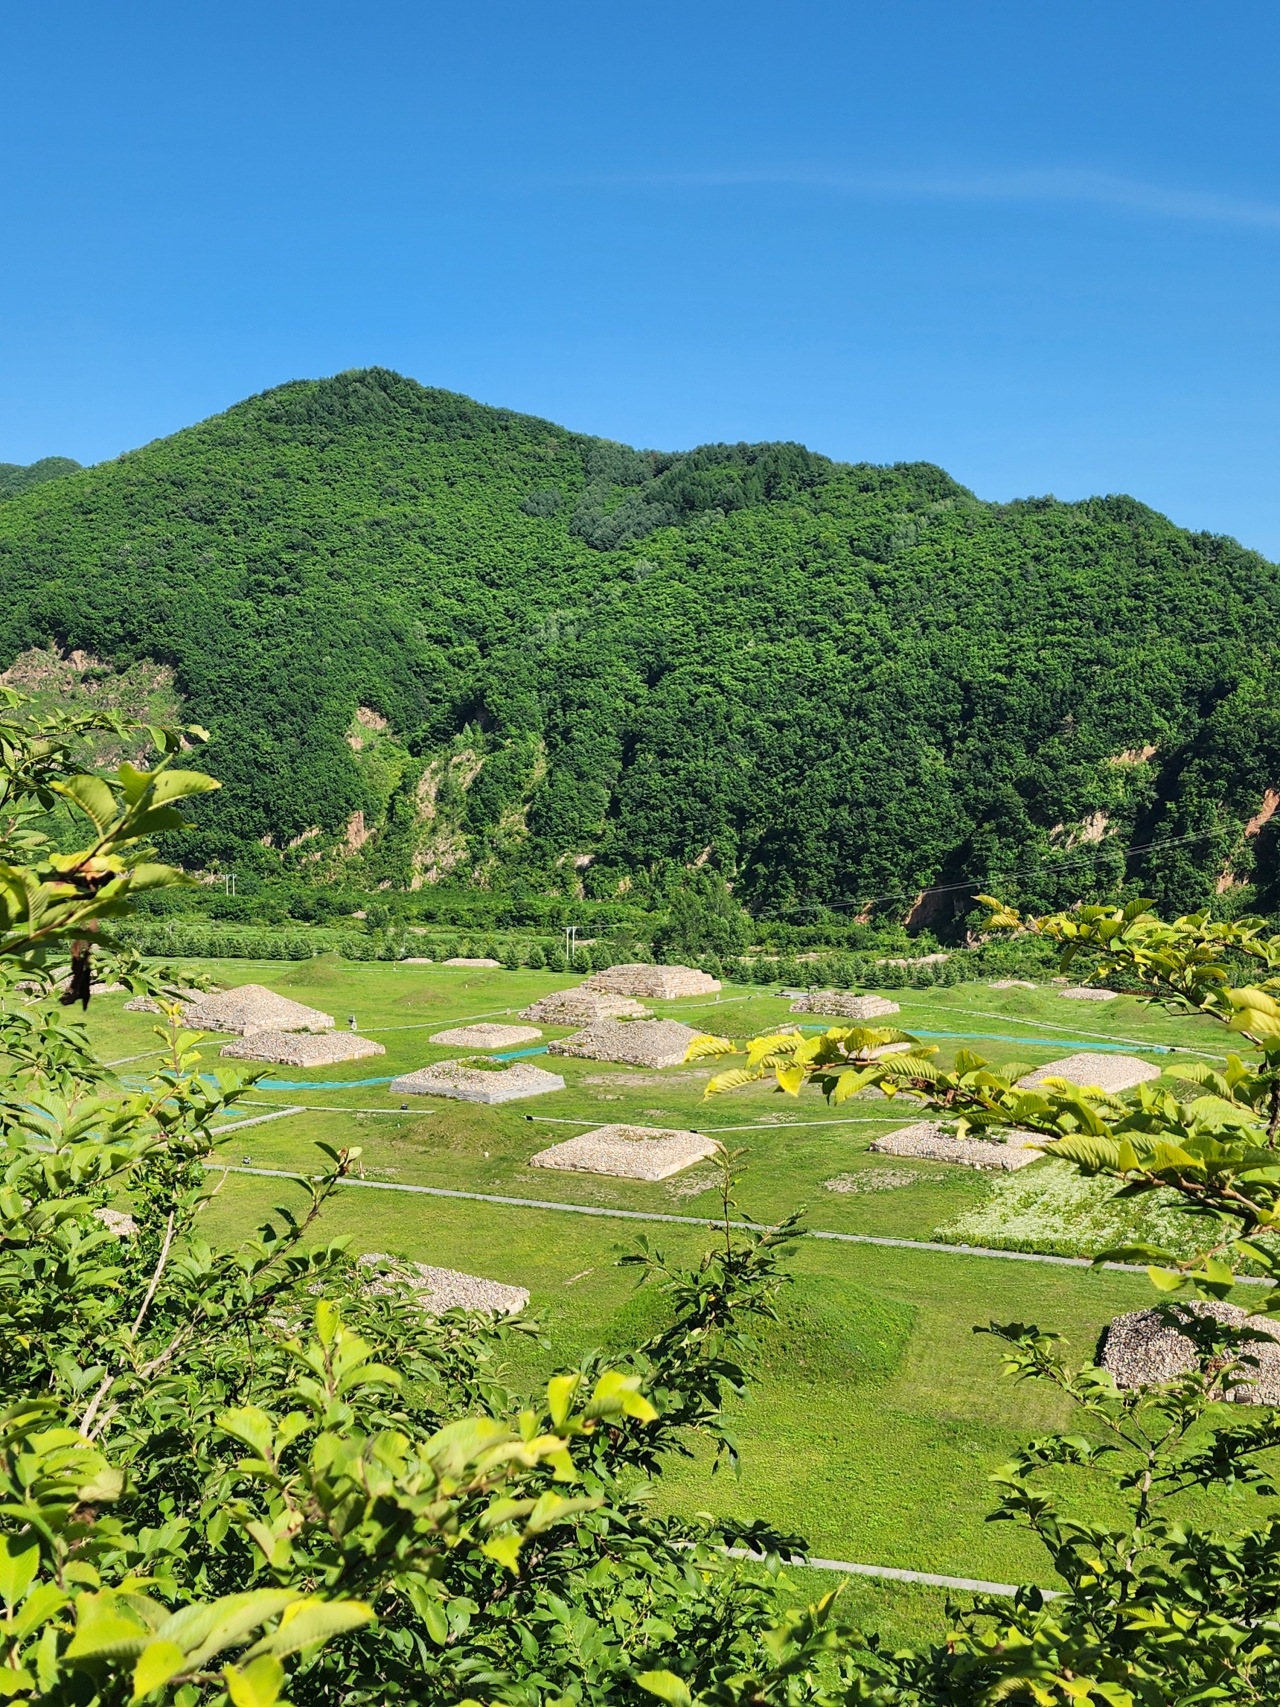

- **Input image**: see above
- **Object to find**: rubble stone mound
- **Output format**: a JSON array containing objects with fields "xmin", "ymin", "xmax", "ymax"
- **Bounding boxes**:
[
  {"xmin": 547, "ymin": 1018, "xmax": 705, "ymax": 1069},
  {"xmin": 94, "ymin": 1207, "xmax": 138, "ymax": 1236},
  {"xmin": 1059, "ymin": 986, "xmax": 1118, "ymax": 1001},
  {"xmin": 1099, "ymin": 1301, "xmax": 1280, "ymax": 1404},
  {"xmin": 519, "ymin": 989, "xmax": 650, "ymax": 1024},
  {"xmin": 530, "ymin": 1124, "xmax": 718, "ymax": 1181},
  {"xmin": 990, "ymin": 980, "xmax": 1036, "ymax": 990},
  {"xmin": 389, "ymin": 1059, "xmax": 565, "ymax": 1104},
  {"xmin": 123, "ymin": 988, "xmax": 203, "ymax": 1015},
  {"xmin": 220, "ymin": 1031, "xmax": 386, "ymax": 1066},
  {"xmin": 583, "ymin": 963, "xmax": 721, "ymax": 999},
  {"xmin": 182, "ymin": 984, "xmax": 334, "ymax": 1036},
  {"xmin": 359, "ymin": 1253, "xmax": 528, "ymax": 1315},
  {"xmin": 443, "ymin": 956, "xmax": 501, "ymax": 967},
  {"xmin": 790, "ymin": 992, "xmax": 901, "ymax": 1020},
  {"xmin": 1018, "ymin": 1053, "xmax": 1160, "ymax": 1095},
  {"xmin": 870, "ymin": 1120, "xmax": 1043, "ymax": 1172},
  {"xmin": 429, "ymin": 1023, "xmax": 542, "ymax": 1048}
]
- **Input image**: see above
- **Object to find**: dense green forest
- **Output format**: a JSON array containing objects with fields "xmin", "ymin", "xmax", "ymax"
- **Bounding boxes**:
[
  {"xmin": 0, "ymin": 455, "xmax": 80, "ymax": 500},
  {"xmin": 0, "ymin": 367, "xmax": 1276, "ymax": 935}
]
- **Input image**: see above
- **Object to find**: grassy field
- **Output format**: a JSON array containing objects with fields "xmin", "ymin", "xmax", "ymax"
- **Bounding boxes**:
[{"xmin": 80, "ymin": 959, "xmax": 1269, "ymax": 1646}]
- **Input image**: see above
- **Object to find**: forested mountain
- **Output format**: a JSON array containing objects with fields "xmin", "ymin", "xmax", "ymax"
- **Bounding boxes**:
[
  {"xmin": 0, "ymin": 455, "xmax": 81, "ymax": 500},
  {"xmin": 0, "ymin": 366, "xmax": 1276, "ymax": 931}
]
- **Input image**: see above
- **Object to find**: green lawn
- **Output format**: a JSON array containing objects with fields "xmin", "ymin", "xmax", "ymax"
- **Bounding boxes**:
[{"xmin": 80, "ymin": 959, "xmax": 1270, "ymax": 1647}]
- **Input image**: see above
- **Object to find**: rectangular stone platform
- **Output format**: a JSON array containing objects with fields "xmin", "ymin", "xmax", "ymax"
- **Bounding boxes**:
[
  {"xmin": 389, "ymin": 1060, "xmax": 565, "ymax": 1104},
  {"xmin": 530, "ymin": 1124, "xmax": 718, "ymax": 1180},
  {"xmin": 870, "ymin": 1120, "xmax": 1043, "ymax": 1171}
]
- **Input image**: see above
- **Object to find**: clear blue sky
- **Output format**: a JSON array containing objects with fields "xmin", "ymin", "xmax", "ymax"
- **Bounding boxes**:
[{"xmin": 4, "ymin": 2, "xmax": 1280, "ymax": 551}]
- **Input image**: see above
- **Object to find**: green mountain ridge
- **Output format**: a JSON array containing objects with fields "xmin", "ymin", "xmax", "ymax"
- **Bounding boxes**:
[
  {"xmin": 0, "ymin": 366, "xmax": 1276, "ymax": 928},
  {"xmin": 0, "ymin": 456, "xmax": 81, "ymax": 500}
]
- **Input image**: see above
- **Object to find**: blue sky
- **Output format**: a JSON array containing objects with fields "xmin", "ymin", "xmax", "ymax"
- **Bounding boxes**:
[{"xmin": 4, "ymin": 2, "xmax": 1280, "ymax": 551}]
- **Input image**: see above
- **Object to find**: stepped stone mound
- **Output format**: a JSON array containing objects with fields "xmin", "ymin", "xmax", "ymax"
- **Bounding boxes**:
[
  {"xmin": 870, "ymin": 1120, "xmax": 1043, "ymax": 1171},
  {"xmin": 359, "ymin": 1253, "xmax": 528, "ymax": 1315},
  {"xmin": 547, "ymin": 1018, "xmax": 704, "ymax": 1069},
  {"xmin": 790, "ymin": 992, "xmax": 900, "ymax": 1019},
  {"xmin": 531, "ymin": 1124, "xmax": 717, "ymax": 1181},
  {"xmin": 519, "ymin": 989, "xmax": 650, "ymax": 1024},
  {"xmin": 990, "ymin": 980, "xmax": 1036, "ymax": 990},
  {"xmin": 182, "ymin": 984, "xmax": 334, "ymax": 1036},
  {"xmin": 443, "ymin": 956, "xmax": 501, "ymax": 967},
  {"xmin": 220, "ymin": 1031, "xmax": 386, "ymax": 1066},
  {"xmin": 429, "ymin": 1023, "xmax": 542, "ymax": 1048},
  {"xmin": 1099, "ymin": 1301, "xmax": 1280, "ymax": 1404},
  {"xmin": 389, "ymin": 1059, "xmax": 565, "ymax": 1104},
  {"xmin": 1059, "ymin": 986, "xmax": 1117, "ymax": 1001},
  {"xmin": 123, "ymin": 988, "xmax": 203, "ymax": 1015},
  {"xmin": 583, "ymin": 963, "xmax": 721, "ymax": 999},
  {"xmin": 1018, "ymin": 1053, "xmax": 1160, "ymax": 1095}
]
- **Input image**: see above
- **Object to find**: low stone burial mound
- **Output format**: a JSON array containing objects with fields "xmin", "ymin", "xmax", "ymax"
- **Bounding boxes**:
[
  {"xmin": 790, "ymin": 993, "xmax": 900, "ymax": 1020},
  {"xmin": 583, "ymin": 964, "xmax": 721, "ymax": 999},
  {"xmin": 547, "ymin": 1018, "xmax": 704, "ymax": 1069},
  {"xmin": 220, "ymin": 1031, "xmax": 386, "ymax": 1066},
  {"xmin": 123, "ymin": 988, "xmax": 204, "ymax": 1015},
  {"xmin": 1017, "ymin": 1053, "xmax": 1160, "ymax": 1095},
  {"xmin": 181, "ymin": 984, "xmax": 334, "ymax": 1036},
  {"xmin": 443, "ymin": 957, "xmax": 501, "ymax": 967},
  {"xmin": 358, "ymin": 1253, "xmax": 528, "ymax": 1316},
  {"xmin": 871, "ymin": 1120, "xmax": 1042, "ymax": 1171},
  {"xmin": 1059, "ymin": 986, "xmax": 1117, "ymax": 1001},
  {"xmin": 429, "ymin": 1023, "xmax": 541, "ymax": 1048},
  {"xmin": 530, "ymin": 1124, "xmax": 717, "ymax": 1181},
  {"xmin": 389, "ymin": 1059, "xmax": 565, "ymax": 1104},
  {"xmin": 1099, "ymin": 1301, "xmax": 1280, "ymax": 1404},
  {"xmin": 519, "ymin": 989, "xmax": 650, "ymax": 1025}
]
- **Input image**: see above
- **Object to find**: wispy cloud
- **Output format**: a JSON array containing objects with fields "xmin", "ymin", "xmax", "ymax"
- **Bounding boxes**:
[{"xmin": 609, "ymin": 166, "xmax": 1280, "ymax": 229}]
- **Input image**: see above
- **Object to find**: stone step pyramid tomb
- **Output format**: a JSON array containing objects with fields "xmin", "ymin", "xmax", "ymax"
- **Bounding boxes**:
[
  {"xmin": 390, "ymin": 1059, "xmax": 565, "ymax": 1104},
  {"xmin": 547, "ymin": 1018, "xmax": 705, "ymax": 1069},
  {"xmin": 1017, "ymin": 1053, "xmax": 1161, "ymax": 1094},
  {"xmin": 531, "ymin": 1124, "xmax": 718, "ymax": 1181},
  {"xmin": 519, "ymin": 988, "xmax": 650, "ymax": 1025},
  {"xmin": 129, "ymin": 981, "xmax": 391, "ymax": 1067},
  {"xmin": 359, "ymin": 1253, "xmax": 528, "ymax": 1315},
  {"xmin": 870, "ymin": 1120, "xmax": 1043, "ymax": 1171},
  {"xmin": 789, "ymin": 993, "xmax": 900, "ymax": 1020},
  {"xmin": 582, "ymin": 964, "xmax": 720, "ymax": 999}
]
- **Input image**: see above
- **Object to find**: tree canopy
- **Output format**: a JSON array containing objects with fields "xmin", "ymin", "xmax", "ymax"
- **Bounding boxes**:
[{"xmin": 0, "ymin": 369, "xmax": 1277, "ymax": 927}]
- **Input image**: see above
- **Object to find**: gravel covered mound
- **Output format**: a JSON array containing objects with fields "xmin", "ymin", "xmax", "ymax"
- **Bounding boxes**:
[
  {"xmin": 220, "ymin": 1031, "xmax": 386, "ymax": 1065},
  {"xmin": 1099, "ymin": 1301, "xmax": 1280, "ymax": 1403},
  {"xmin": 547, "ymin": 1018, "xmax": 704, "ymax": 1069},
  {"xmin": 519, "ymin": 989, "xmax": 651, "ymax": 1024},
  {"xmin": 123, "ymin": 988, "xmax": 203, "ymax": 1015},
  {"xmin": 530, "ymin": 1124, "xmax": 717, "ymax": 1180},
  {"xmin": 990, "ymin": 980, "xmax": 1036, "ymax": 990},
  {"xmin": 443, "ymin": 957, "xmax": 501, "ymax": 967},
  {"xmin": 94, "ymin": 1207, "xmax": 138, "ymax": 1236},
  {"xmin": 429, "ymin": 1023, "xmax": 542, "ymax": 1047},
  {"xmin": 1018, "ymin": 1053, "xmax": 1160, "ymax": 1094},
  {"xmin": 583, "ymin": 964, "xmax": 721, "ymax": 999},
  {"xmin": 790, "ymin": 993, "xmax": 901, "ymax": 1019},
  {"xmin": 358, "ymin": 1253, "xmax": 528, "ymax": 1315},
  {"xmin": 1059, "ymin": 986, "xmax": 1117, "ymax": 1001},
  {"xmin": 183, "ymin": 984, "xmax": 334, "ymax": 1036},
  {"xmin": 389, "ymin": 1060, "xmax": 565, "ymax": 1104},
  {"xmin": 870, "ymin": 1120, "xmax": 1043, "ymax": 1171}
]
